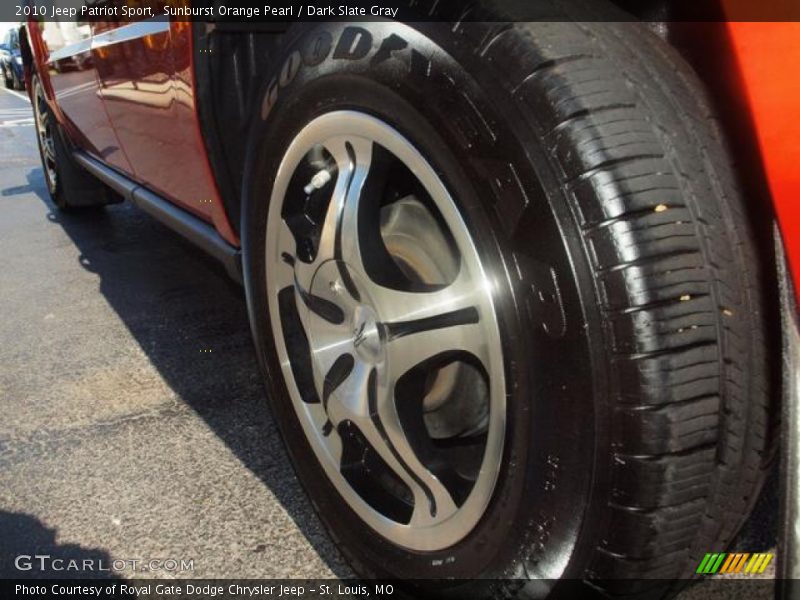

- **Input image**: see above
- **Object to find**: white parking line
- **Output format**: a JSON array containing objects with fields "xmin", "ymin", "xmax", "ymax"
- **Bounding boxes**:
[
  {"xmin": 0, "ymin": 117, "xmax": 34, "ymax": 127},
  {"xmin": 1, "ymin": 86, "xmax": 30, "ymax": 103},
  {"xmin": 0, "ymin": 87, "xmax": 33, "ymax": 126}
]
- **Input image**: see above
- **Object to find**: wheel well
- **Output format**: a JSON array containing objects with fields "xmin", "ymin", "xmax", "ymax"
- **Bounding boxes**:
[{"xmin": 192, "ymin": 22, "xmax": 284, "ymax": 237}]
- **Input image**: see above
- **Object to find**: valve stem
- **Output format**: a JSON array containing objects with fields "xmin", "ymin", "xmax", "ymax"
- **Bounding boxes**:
[{"xmin": 304, "ymin": 168, "xmax": 333, "ymax": 195}]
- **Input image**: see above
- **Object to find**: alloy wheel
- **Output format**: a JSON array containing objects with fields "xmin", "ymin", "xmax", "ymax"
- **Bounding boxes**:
[
  {"xmin": 33, "ymin": 79, "xmax": 57, "ymax": 191},
  {"xmin": 265, "ymin": 111, "xmax": 506, "ymax": 551}
]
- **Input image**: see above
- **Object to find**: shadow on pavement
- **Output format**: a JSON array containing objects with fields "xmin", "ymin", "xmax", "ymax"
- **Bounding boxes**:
[
  {"xmin": 0, "ymin": 510, "xmax": 120, "ymax": 579},
  {"xmin": 23, "ymin": 166, "xmax": 350, "ymax": 577}
]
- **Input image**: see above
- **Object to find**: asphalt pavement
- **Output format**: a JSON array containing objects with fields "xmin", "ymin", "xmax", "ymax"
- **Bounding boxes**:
[
  {"xmin": 0, "ymin": 85, "xmax": 778, "ymax": 597},
  {"xmin": 0, "ymin": 86, "xmax": 349, "ymax": 580}
]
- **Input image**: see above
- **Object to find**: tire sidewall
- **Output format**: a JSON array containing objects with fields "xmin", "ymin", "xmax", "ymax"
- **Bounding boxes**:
[{"xmin": 242, "ymin": 21, "xmax": 600, "ymax": 584}]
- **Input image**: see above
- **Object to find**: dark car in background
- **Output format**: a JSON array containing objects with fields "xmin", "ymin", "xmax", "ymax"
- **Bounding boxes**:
[{"xmin": 0, "ymin": 26, "xmax": 24, "ymax": 90}]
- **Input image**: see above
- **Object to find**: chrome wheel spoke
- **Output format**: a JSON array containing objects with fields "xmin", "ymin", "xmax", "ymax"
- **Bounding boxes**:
[
  {"xmin": 291, "ymin": 156, "xmax": 348, "ymax": 293},
  {"xmin": 325, "ymin": 136, "xmax": 374, "ymax": 283},
  {"xmin": 303, "ymin": 315, "xmax": 353, "ymax": 407},
  {"xmin": 373, "ymin": 372, "xmax": 459, "ymax": 526},
  {"xmin": 280, "ymin": 220, "xmax": 350, "ymax": 327},
  {"xmin": 383, "ymin": 309, "xmax": 486, "ymax": 383},
  {"xmin": 375, "ymin": 271, "xmax": 490, "ymax": 376},
  {"xmin": 324, "ymin": 361, "xmax": 371, "ymax": 428},
  {"xmin": 288, "ymin": 135, "xmax": 374, "ymax": 302},
  {"xmin": 373, "ymin": 268, "xmax": 481, "ymax": 325},
  {"xmin": 327, "ymin": 367, "xmax": 459, "ymax": 526}
]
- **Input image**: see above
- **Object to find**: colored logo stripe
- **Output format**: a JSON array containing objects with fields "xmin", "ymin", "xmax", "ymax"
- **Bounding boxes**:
[
  {"xmin": 720, "ymin": 553, "xmax": 736, "ymax": 573},
  {"xmin": 697, "ymin": 552, "xmax": 774, "ymax": 575},
  {"xmin": 745, "ymin": 553, "xmax": 774, "ymax": 574},
  {"xmin": 720, "ymin": 553, "xmax": 749, "ymax": 573},
  {"xmin": 697, "ymin": 553, "xmax": 726, "ymax": 574}
]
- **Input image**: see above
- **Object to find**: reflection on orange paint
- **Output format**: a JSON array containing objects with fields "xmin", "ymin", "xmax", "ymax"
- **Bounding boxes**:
[{"xmin": 726, "ymin": 22, "xmax": 800, "ymax": 302}]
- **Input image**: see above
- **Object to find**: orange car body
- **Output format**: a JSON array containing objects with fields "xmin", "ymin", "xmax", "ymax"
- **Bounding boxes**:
[{"xmin": 727, "ymin": 22, "xmax": 800, "ymax": 304}]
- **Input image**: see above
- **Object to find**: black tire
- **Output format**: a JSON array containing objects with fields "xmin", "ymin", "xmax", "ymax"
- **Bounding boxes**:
[
  {"xmin": 2, "ymin": 65, "xmax": 11, "ymax": 89},
  {"xmin": 31, "ymin": 75, "xmax": 116, "ymax": 211},
  {"xmin": 13, "ymin": 69, "xmax": 24, "ymax": 91},
  {"xmin": 240, "ymin": 17, "xmax": 771, "ymax": 598}
]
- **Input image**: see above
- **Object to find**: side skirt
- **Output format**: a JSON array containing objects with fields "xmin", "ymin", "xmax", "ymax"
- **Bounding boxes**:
[{"xmin": 73, "ymin": 150, "xmax": 242, "ymax": 284}]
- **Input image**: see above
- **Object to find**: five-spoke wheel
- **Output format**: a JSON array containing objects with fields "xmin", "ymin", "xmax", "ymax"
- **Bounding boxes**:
[{"xmin": 265, "ymin": 112, "xmax": 505, "ymax": 551}]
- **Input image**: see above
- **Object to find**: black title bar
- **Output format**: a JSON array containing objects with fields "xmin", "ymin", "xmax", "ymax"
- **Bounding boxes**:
[{"xmin": 9, "ymin": 0, "xmax": 800, "ymax": 23}]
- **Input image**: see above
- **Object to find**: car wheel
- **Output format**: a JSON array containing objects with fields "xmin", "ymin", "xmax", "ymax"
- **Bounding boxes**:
[
  {"xmin": 241, "ymin": 19, "xmax": 772, "ymax": 598},
  {"xmin": 2, "ymin": 66, "xmax": 11, "ymax": 89},
  {"xmin": 32, "ymin": 74, "xmax": 117, "ymax": 210}
]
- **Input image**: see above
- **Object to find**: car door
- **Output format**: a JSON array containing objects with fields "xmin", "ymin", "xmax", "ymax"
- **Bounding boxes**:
[
  {"xmin": 92, "ymin": 1, "xmax": 218, "ymax": 222},
  {"xmin": 36, "ymin": 16, "xmax": 131, "ymax": 173}
]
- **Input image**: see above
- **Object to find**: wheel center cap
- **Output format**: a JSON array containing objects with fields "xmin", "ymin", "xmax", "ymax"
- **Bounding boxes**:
[
  {"xmin": 309, "ymin": 260, "xmax": 385, "ymax": 364},
  {"xmin": 352, "ymin": 304, "xmax": 382, "ymax": 362}
]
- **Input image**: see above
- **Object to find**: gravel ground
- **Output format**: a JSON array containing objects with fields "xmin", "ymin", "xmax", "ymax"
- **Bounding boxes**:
[{"xmin": 0, "ymin": 86, "xmax": 778, "ymax": 597}]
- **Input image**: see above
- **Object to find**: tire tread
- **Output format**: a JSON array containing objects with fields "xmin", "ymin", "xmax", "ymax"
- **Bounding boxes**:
[{"xmin": 476, "ymin": 17, "xmax": 771, "ymax": 591}]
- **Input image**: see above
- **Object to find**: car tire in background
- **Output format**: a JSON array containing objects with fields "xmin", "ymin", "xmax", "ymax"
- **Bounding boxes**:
[
  {"xmin": 240, "ymin": 17, "xmax": 772, "ymax": 599},
  {"xmin": 31, "ymin": 75, "xmax": 116, "ymax": 211},
  {"xmin": 12, "ymin": 68, "xmax": 24, "ymax": 91}
]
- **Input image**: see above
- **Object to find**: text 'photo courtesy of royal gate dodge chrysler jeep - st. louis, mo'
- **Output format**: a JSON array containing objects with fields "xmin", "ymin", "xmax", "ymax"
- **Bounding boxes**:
[{"xmin": 11, "ymin": 0, "xmax": 800, "ymax": 598}]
